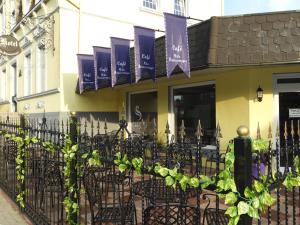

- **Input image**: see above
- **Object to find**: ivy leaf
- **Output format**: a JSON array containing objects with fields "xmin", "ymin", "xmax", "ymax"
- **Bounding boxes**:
[
  {"xmin": 225, "ymin": 152, "xmax": 235, "ymax": 168},
  {"xmin": 228, "ymin": 216, "xmax": 240, "ymax": 225},
  {"xmin": 118, "ymin": 164, "xmax": 127, "ymax": 173},
  {"xmin": 82, "ymin": 153, "xmax": 89, "ymax": 159},
  {"xmin": 189, "ymin": 177, "xmax": 200, "ymax": 188},
  {"xmin": 252, "ymin": 197, "xmax": 260, "ymax": 209},
  {"xmin": 225, "ymin": 206, "xmax": 238, "ymax": 217},
  {"xmin": 179, "ymin": 175, "xmax": 190, "ymax": 191},
  {"xmin": 237, "ymin": 201, "xmax": 249, "ymax": 215},
  {"xmin": 259, "ymin": 191, "xmax": 275, "ymax": 207},
  {"xmin": 169, "ymin": 167, "xmax": 178, "ymax": 177},
  {"xmin": 253, "ymin": 180, "xmax": 264, "ymax": 193},
  {"xmin": 158, "ymin": 167, "xmax": 169, "ymax": 177},
  {"xmin": 200, "ymin": 175, "xmax": 212, "ymax": 189},
  {"xmin": 248, "ymin": 206, "xmax": 260, "ymax": 219},
  {"xmin": 244, "ymin": 187, "xmax": 255, "ymax": 199},
  {"xmin": 165, "ymin": 176, "xmax": 175, "ymax": 186},
  {"xmin": 225, "ymin": 192, "xmax": 238, "ymax": 205}
]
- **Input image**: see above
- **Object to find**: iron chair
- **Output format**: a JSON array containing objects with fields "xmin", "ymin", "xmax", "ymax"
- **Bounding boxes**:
[{"xmin": 83, "ymin": 164, "xmax": 136, "ymax": 225}]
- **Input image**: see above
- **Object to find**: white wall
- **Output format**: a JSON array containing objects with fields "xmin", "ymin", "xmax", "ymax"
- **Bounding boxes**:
[{"xmin": 59, "ymin": 0, "xmax": 223, "ymax": 74}]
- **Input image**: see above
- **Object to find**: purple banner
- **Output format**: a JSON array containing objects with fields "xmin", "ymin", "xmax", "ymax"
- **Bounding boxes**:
[
  {"xmin": 111, "ymin": 37, "xmax": 131, "ymax": 87},
  {"xmin": 134, "ymin": 26, "xmax": 155, "ymax": 82},
  {"xmin": 77, "ymin": 54, "xmax": 95, "ymax": 94},
  {"xmin": 164, "ymin": 13, "xmax": 190, "ymax": 77},
  {"xmin": 93, "ymin": 46, "xmax": 111, "ymax": 89}
]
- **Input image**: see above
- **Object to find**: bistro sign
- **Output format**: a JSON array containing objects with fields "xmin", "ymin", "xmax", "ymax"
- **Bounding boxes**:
[{"xmin": 0, "ymin": 35, "xmax": 21, "ymax": 56}]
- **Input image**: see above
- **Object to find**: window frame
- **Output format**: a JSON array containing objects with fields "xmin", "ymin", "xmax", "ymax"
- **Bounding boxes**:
[
  {"xmin": 36, "ymin": 45, "xmax": 46, "ymax": 93},
  {"xmin": 174, "ymin": 0, "xmax": 186, "ymax": 16},
  {"xmin": 142, "ymin": 0, "xmax": 158, "ymax": 11},
  {"xmin": 169, "ymin": 80, "xmax": 216, "ymax": 139},
  {"xmin": 23, "ymin": 50, "xmax": 32, "ymax": 96}
]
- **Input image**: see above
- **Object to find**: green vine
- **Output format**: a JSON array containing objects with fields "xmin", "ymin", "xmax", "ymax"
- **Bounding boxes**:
[
  {"xmin": 114, "ymin": 148, "xmax": 300, "ymax": 225},
  {"xmin": 1, "ymin": 130, "xmax": 38, "ymax": 208},
  {"xmin": 62, "ymin": 136, "xmax": 80, "ymax": 225},
  {"xmin": 1, "ymin": 128, "xmax": 300, "ymax": 225}
]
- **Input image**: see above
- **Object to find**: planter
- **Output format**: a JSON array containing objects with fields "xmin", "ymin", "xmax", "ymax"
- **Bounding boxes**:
[{"xmin": 252, "ymin": 163, "xmax": 266, "ymax": 179}]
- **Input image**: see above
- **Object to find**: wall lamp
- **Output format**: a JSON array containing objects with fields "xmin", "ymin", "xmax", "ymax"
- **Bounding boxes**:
[{"xmin": 256, "ymin": 86, "xmax": 263, "ymax": 102}]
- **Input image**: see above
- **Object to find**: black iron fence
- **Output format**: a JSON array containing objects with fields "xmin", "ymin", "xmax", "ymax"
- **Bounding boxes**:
[{"xmin": 0, "ymin": 114, "xmax": 299, "ymax": 225}]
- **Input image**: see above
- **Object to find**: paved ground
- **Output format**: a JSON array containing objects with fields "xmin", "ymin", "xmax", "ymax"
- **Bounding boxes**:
[{"xmin": 0, "ymin": 189, "xmax": 32, "ymax": 225}]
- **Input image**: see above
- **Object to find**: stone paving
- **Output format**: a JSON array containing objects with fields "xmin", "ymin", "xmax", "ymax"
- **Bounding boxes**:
[{"xmin": 0, "ymin": 189, "xmax": 32, "ymax": 225}]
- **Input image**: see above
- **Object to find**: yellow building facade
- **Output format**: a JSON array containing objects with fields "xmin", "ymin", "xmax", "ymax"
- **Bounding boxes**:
[{"xmin": 0, "ymin": 1, "xmax": 300, "ymax": 149}]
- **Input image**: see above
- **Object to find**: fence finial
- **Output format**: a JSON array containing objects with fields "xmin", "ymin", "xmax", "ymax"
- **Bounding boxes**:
[
  {"xmin": 179, "ymin": 120, "xmax": 185, "ymax": 141},
  {"xmin": 216, "ymin": 121, "xmax": 222, "ymax": 139},
  {"xmin": 104, "ymin": 118, "xmax": 108, "ymax": 135},
  {"xmin": 291, "ymin": 120, "xmax": 295, "ymax": 139},
  {"xmin": 195, "ymin": 119, "xmax": 203, "ymax": 140},
  {"xmin": 284, "ymin": 121, "xmax": 288, "ymax": 140},
  {"xmin": 97, "ymin": 118, "xmax": 100, "ymax": 135},
  {"xmin": 268, "ymin": 122, "xmax": 272, "ymax": 139},
  {"xmin": 256, "ymin": 122, "xmax": 261, "ymax": 139}
]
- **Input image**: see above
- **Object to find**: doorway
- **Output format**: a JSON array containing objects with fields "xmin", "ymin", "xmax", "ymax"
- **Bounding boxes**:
[{"xmin": 274, "ymin": 74, "xmax": 300, "ymax": 167}]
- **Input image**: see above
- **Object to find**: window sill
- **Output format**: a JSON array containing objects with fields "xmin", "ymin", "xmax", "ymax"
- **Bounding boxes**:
[
  {"xmin": 17, "ymin": 88, "xmax": 60, "ymax": 101},
  {"xmin": 139, "ymin": 7, "xmax": 163, "ymax": 16}
]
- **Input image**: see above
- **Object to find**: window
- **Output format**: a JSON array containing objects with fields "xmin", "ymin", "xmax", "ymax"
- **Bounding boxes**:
[
  {"xmin": 10, "ymin": 63, "xmax": 17, "ymax": 112},
  {"xmin": 173, "ymin": 84, "xmax": 216, "ymax": 144},
  {"xmin": 10, "ymin": 0, "xmax": 16, "ymax": 29},
  {"xmin": 24, "ymin": 53, "xmax": 31, "ymax": 96},
  {"xmin": 129, "ymin": 91, "xmax": 157, "ymax": 137},
  {"xmin": 0, "ymin": 7, "xmax": 5, "ymax": 34},
  {"xmin": 36, "ymin": 46, "xmax": 46, "ymax": 93},
  {"xmin": 174, "ymin": 0, "xmax": 185, "ymax": 16},
  {"xmin": 143, "ymin": 0, "xmax": 157, "ymax": 10},
  {"xmin": 22, "ymin": 0, "xmax": 31, "ymax": 15},
  {"xmin": 0, "ymin": 70, "xmax": 6, "ymax": 101}
]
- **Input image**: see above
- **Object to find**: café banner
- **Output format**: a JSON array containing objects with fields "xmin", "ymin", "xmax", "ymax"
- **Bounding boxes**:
[
  {"xmin": 134, "ymin": 26, "xmax": 155, "ymax": 82},
  {"xmin": 77, "ymin": 54, "xmax": 95, "ymax": 94},
  {"xmin": 111, "ymin": 37, "xmax": 131, "ymax": 87},
  {"xmin": 93, "ymin": 46, "xmax": 112, "ymax": 89},
  {"xmin": 164, "ymin": 13, "xmax": 190, "ymax": 77}
]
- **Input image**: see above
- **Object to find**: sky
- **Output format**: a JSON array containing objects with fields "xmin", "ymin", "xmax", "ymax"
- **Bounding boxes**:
[{"xmin": 224, "ymin": 0, "xmax": 300, "ymax": 16}]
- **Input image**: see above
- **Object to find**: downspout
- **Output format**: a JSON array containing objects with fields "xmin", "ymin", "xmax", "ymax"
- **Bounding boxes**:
[{"xmin": 65, "ymin": 0, "xmax": 80, "ymax": 52}]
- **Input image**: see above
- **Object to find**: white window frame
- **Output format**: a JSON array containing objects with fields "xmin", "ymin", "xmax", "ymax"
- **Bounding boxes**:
[
  {"xmin": 23, "ymin": 50, "xmax": 31, "ymax": 96},
  {"xmin": 169, "ymin": 81, "xmax": 216, "ymax": 138},
  {"xmin": 127, "ymin": 89, "xmax": 157, "ymax": 133},
  {"xmin": 10, "ymin": 61, "xmax": 17, "ymax": 112},
  {"xmin": 36, "ymin": 45, "xmax": 46, "ymax": 93},
  {"xmin": 142, "ymin": 0, "xmax": 158, "ymax": 11},
  {"xmin": 174, "ymin": 0, "xmax": 186, "ymax": 16},
  {"xmin": 22, "ymin": 0, "xmax": 31, "ymax": 15},
  {"xmin": 0, "ymin": 6, "xmax": 5, "ymax": 35},
  {"xmin": 10, "ymin": 0, "xmax": 16, "ymax": 29},
  {"xmin": 0, "ymin": 69, "xmax": 6, "ymax": 101}
]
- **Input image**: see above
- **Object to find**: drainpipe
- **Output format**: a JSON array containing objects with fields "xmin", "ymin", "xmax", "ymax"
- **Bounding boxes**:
[{"xmin": 65, "ymin": 0, "xmax": 80, "ymax": 52}]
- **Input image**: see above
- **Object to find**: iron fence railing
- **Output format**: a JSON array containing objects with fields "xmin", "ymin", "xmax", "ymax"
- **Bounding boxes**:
[{"xmin": 0, "ymin": 114, "xmax": 299, "ymax": 225}]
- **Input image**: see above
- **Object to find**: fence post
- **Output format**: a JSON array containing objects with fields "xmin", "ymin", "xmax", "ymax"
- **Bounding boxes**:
[
  {"xmin": 234, "ymin": 126, "xmax": 252, "ymax": 225},
  {"xmin": 69, "ymin": 113, "xmax": 78, "ymax": 224}
]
